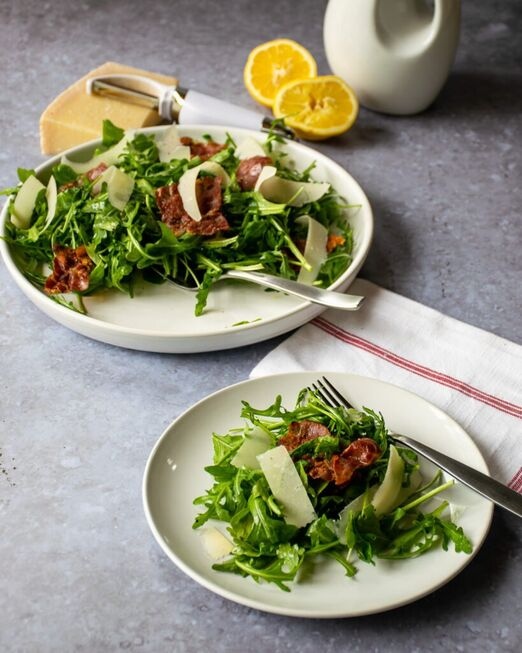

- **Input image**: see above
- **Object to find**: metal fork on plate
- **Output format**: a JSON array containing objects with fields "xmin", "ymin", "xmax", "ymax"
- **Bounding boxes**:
[
  {"xmin": 156, "ymin": 268, "xmax": 365, "ymax": 310},
  {"xmin": 311, "ymin": 377, "xmax": 522, "ymax": 518}
]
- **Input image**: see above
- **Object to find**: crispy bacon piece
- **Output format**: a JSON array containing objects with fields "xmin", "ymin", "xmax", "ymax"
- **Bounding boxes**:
[
  {"xmin": 180, "ymin": 137, "xmax": 226, "ymax": 161},
  {"xmin": 279, "ymin": 420, "xmax": 331, "ymax": 453},
  {"xmin": 236, "ymin": 155, "xmax": 273, "ymax": 191},
  {"xmin": 295, "ymin": 238, "xmax": 307, "ymax": 255},
  {"xmin": 196, "ymin": 175, "xmax": 223, "ymax": 217},
  {"xmin": 85, "ymin": 163, "xmax": 108, "ymax": 182},
  {"xmin": 155, "ymin": 177, "xmax": 229, "ymax": 237},
  {"xmin": 326, "ymin": 234, "xmax": 346, "ymax": 252},
  {"xmin": 295, "ymin": 234, "xmax": 344, "ymax": 257},
  {"xmin": 58, "ymin": 163, "xmax": 107, "ymax": 192},
  {"xmin": 58, "ymin": 179, "xmax": 81, "ymax": 192},
  {"xmin": 44, "ymin": 244, "xmax": 94, "ymax": 294},
  {"xmin": 58, "ymin": 161, "xmax": 107, "ymax": 193},
  {"xmin": 309, "ymin": 438, "xmax": 382, "ymax": 486},
  {"xmin": 307, "ymin": 458, "xmax": 334, "ymax": 482},
  {"xmin": 342, "ymin": 438, "xmax": 382, "ymax": 466},
  {"xmin": 279, "ymin": 418, "xmax": 381, "ymax": 487}
]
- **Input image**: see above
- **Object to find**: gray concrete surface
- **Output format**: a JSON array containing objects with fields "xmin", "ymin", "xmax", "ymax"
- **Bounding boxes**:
[{"xmin": 0, "ymin": 1, "xmax": 520, "ymax": 651}]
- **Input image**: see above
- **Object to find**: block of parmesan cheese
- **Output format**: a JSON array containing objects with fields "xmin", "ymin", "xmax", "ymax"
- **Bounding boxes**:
[{"xmin": 40, "ymin": 61, "xmax": 178, "ymax": 155}]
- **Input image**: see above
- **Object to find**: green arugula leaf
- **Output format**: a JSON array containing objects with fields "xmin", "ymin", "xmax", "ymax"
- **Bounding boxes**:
[
  {"xmin": 211, "ymin": 433, "xmax": 243, "ymax": 465},
  {"xmin": 51, "ymin": 164, "xmax": 78, "ymax": 186},
  {"xmin": 17, "ymin": 167, "xmax": 37, "ymax": 183},
  {"xmin": 102, "ymin": 119, "xmax": 125, "ymax": 147}
]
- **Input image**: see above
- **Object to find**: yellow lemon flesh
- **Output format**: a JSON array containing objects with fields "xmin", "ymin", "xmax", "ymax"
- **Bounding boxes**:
[
  {"xmin": 273, "ymin": 75, "xmax": 359, "ymax": 140},
  {"xmin": 244, "ymin": 38, "xmax": 317, "ymax": 108}
]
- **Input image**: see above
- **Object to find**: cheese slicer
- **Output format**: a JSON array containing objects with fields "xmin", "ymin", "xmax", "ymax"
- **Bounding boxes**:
[{"xmin": 87, "ymin": 74, "xmax": 295, "ymax": 139}]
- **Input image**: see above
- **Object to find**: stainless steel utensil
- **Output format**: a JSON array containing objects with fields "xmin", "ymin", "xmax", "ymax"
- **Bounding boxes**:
[
  {"xmin": 87, "ymin": 74, "xmax": 295, "ymax": 139},
  {"xmin": 162, "ymin": 269, "xmax": 365, "ymax": 311},
  {"xmin": 313, "ymin": 376, "xmax": 522, "ymax": 518}
]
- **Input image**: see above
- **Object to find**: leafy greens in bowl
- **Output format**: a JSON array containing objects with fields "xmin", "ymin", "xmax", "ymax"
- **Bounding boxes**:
[
  {"xmin": 4, "ymin": 121, "xmax": 360, "ymax": 316},
  {"xmin": 0, "ymin": 124, "xmax": 373, "ymax": 352}
]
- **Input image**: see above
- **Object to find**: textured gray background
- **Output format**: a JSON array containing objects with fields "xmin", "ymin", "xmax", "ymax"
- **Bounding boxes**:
[{"xmin": 0, "ymin": 1, "xmax": 520, "ymax": 652}]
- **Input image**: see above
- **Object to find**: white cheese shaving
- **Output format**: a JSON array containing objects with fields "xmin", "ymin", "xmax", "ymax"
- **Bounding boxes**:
[
  {"xmin": 177, "ymin": 161, "xmax": 230, "ymax": 222},
  {"xmin": 235, "ymin": 136, "xmax": 266, "ymax": 160},
  {"xmin": 92, "ymin": 165, "xmax": 135, "ymax": 211},
  {"xmin": 394, "ymin": 469, "xmax": 422, "ymax": 506},
  {"xmin": 371, "ymin": 445, "xmax": 405, "ymax": 516},
  {"xmin": 61, "ymin": 131, "xmax": 134, "ymax": 174},
  {"xmin": 257, "ymin": 445, "xmax": 317, "ymax": 528},
  {"xmin": 11, "ymin": 175, "xmax": 45, "ymax": 229},
  {"xmin": 43, "ymin": 175, "xmax": 57, "ymax": 229},
  {"xmin": 335, "ymin": 446, "xmax": 409, "ymax": 542},
  {"xmin": 295, "ymin": 215, "xmax": 328, "ymax": 284},
  {"xmin": 156, "ymin": 125, "xmax": 191, "ymax": 162},
  {"xmin": 169, "ymin": 145, "xmax": 192, "ymax": 161},
  {"xmin": 231, "ymin": 426, "xmax": 272, "ymax": 469},
  {"xmin": 254, "ymin": 165, "xmax": 330, "ymax": 207},
  {"xmin": 450, "ymin": 502, "xmax": 467, "ymax": 522},
  {"xmin": 200, "ymin": 526, "xmax": 234, "ymax": 560}
]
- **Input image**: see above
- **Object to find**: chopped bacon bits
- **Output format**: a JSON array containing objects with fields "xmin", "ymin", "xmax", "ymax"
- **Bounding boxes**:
[
  {"xmin": 342, "ymin": 438, "xmax": 382, "ymax": 466},
  {"xmin": 308, "ymin": 438, "xmax": 381, "ymax": 485},
  {"xmin": 326, "ymin": 234, "xmax": 346, "ymax": 252},
  {"xmin": 44, "ymin": 244, "xmax": 94, "ymax": 294},
  {"xmin": 196, "ymin": 175, "xmax": 223, "ymax": 217},
  {"xmin": 279, "ymin": 418, "xmax": 381, "ymax": 488},
  {"xmin": 155, "ymin": 183, "xmax": 184, "ymax": 224},
  {"xmin": 279, "ymin": 420, "xmax": 331, "ymax": 452},
  {"xmin": 236, "ymin": 155, "xmax": 273, "ymax": 191},
  {"xmin": 58, "ymin": 163, "xmax": 107, "ymax": 192},
  {"xmin": 308, "ymin": 437, "xmax": 381, "ymax": 486},
  {"xmin": 180, "ymin": 137, "xmax": 226, "ymax": 161},
  {"xmin": 85, "ymin": 163, "xmax": 108, "ymax": 182},
  {"xmin": 295, "ymin": 238, "xmax": 307, "ymax": 255},
  {"xmin": 58, "ymin": 179, "xmax": 81, "ymax": 192},
  {"xmin": 155, "ymin": 177, "xmax": 229, "ymax": 237},
  {"xmin": 306, "ymin": 458, "xmax": 333, "ymax": 482},
  {"xmin": 295, "ymin": 234, "xmax": 345, "ymax": 257}
]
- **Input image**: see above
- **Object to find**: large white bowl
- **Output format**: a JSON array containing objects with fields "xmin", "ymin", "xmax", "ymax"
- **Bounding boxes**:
[{"xmin": 0, "ymin": 125, "xmax": 373, "ymax": 353}]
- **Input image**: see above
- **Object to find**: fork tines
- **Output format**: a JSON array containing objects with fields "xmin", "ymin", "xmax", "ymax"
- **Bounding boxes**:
[{"xmin": 311, "ymin": 376, "xmax": 354, "ymax": 409}]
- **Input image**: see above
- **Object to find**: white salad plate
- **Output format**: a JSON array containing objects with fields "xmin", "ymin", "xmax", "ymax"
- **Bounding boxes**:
[
  {"xmin": 143, "ymin": 371, "xmax": 493, "ymax": 618},
  {"xmin": 0, "ymin": 125, "xmax": 373, "ymax": 353}
]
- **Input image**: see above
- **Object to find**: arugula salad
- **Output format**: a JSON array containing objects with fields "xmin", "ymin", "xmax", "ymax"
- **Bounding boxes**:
[
  {"xmin": 2, "ymin": 121, "xmax": 354, "ymax": 316},
  {"xmin": 193, "ymin": 386, "xmax": 472, "ymax": 591}
]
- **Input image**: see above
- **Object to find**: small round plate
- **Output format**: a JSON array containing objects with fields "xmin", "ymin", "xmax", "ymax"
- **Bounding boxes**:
[
  {"xmin": 143, "ymin": 372, "xmax": 493, "ymax": 618},
  {"xmin": 0, "ymin": 126, "xmax": 373, "ymax": 353}
]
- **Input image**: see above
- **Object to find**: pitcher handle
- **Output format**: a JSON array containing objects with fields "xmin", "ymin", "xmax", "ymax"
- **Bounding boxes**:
[{"xmin": 429, "ymin": 0, "xmax": 461, "ymax": 43}]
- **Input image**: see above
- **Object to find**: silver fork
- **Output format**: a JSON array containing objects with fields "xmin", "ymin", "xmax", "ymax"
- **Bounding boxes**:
[
  {"xmin": 312, "ymin": 376, "xmax": 522, "ymax": 518},
  {"xmin": 159, "ymin": 268, "xmax": 365, "ymax": 310}
]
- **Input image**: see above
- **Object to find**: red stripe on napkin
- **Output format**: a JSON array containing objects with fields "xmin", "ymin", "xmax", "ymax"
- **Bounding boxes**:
[
  {"xmin": 508, "ymin": 468, "xmax": 522, "ymax": 492},
  {"xmin": 312, "ymin": 317, "xmax": 522, "ymax": 420}
]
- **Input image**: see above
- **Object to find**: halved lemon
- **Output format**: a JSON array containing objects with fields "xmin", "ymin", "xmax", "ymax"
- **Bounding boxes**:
[
  {"xmin": 244, "ymin": 38, "xmax": 317, "ymax": 108},
  {"xmin": 273, "ymin": 75, "xmax": 359, "ymax": 140}
]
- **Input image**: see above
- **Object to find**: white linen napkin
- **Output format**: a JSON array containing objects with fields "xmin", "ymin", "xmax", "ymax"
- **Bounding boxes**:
[{"xmin": 251, "ymin": 279, "xmax": 522, "ymax": 489}]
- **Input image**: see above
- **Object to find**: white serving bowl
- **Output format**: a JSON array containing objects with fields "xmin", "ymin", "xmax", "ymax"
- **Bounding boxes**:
[{"xmin": 0, "ymin": 125, "xmax": 373, "ymax": 353}]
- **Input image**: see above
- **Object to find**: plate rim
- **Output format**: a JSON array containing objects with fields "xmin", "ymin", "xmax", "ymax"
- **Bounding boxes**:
[
  {"xmin": 142, "ymin": 371, "xmax": 493, "ymax": 618},
  {"xmin": 0, "ymin": 125, "xmax": 374, "ymax": 349}
]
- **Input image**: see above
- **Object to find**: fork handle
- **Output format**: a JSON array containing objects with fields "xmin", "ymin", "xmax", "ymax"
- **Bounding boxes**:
[
  {"xmin": 225, "ymin": 270, "xmax": 365, "ymax": 310},
  {"xmin": 394, "ymin": 435, "xmax": 522, "ymax": 518}
]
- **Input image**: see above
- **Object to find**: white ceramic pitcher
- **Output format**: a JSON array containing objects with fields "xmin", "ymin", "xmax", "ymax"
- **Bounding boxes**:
[{"xmin": 324, "ymin": 0, "xmax": 461, "ymax": 115}]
